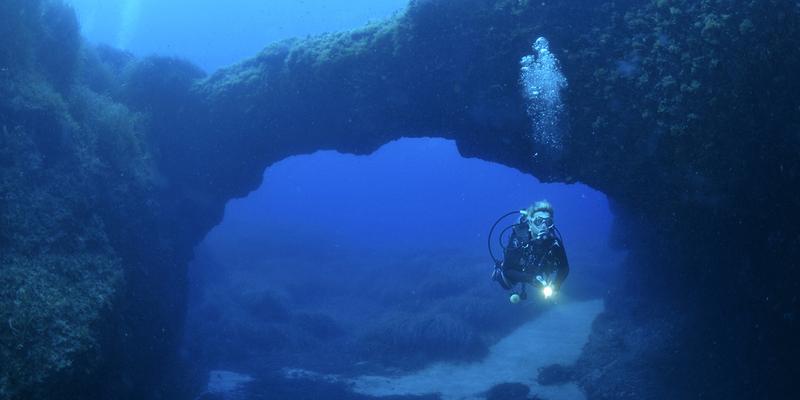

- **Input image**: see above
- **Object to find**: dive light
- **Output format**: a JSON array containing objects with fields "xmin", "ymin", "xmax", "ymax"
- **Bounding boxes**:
[{"xmin": 536, "ymin": 275, "xmax": 555, "ymax": 299}]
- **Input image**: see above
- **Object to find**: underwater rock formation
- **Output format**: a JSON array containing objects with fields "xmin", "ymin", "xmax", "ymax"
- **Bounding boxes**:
[
  {"xmin": 2, "ymin": 0, "xmax": 799, "ymax": 399},
  {"xmin": 189, "ymin": 1, "xmax": 800, "ymax": 397},
  {"xmin": 1, "ymin": 1, "xmax": 190, "ymax": 399},
  {"xmin": 187, "ymin": 1, "xmax": 800, "ymax": 394}
]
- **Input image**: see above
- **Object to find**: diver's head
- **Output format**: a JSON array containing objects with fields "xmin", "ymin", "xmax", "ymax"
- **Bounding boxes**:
[{"xmin": 524, "ymin": 200, "xmax": 554, "ymax": 240}]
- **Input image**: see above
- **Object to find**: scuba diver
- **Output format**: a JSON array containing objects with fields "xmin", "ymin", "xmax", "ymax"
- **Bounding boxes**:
[{"xmin": 489, "ymin": 200, "xmax": 569, "ymax": 303}]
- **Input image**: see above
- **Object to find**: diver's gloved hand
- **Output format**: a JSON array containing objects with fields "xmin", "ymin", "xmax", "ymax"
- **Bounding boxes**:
[{"xmin": 532, "ymin": 275, "xmax": 547, "ymax": 288}]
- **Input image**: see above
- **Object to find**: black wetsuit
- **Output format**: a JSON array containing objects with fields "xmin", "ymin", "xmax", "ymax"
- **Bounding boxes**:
[{"xmin": 496, "ymin": 220, "xmax": 569, "ymax": 290}]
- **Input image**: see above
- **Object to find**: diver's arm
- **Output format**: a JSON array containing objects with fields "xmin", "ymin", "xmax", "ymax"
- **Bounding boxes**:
[
  {"xmin": 553, "ymin": 240, "xmax": 570, "ymax": 290},
  {"xmin": 554, "ymin": 264, "xmax": 569, "ymax": 290},
  {"xmin": 498, "ymin": 219, "xmax": 536, "ymax": 282},
  {"xmin": 499, "ymin": 235, "xmax": 534, "ymax": 285},
  {"xmin": 502, "ymin": 268, "xmax": 535, "ymax": 285},
  {"xmin": 501, "ymin": 237, "xmax": 524, "ymax": 270}
]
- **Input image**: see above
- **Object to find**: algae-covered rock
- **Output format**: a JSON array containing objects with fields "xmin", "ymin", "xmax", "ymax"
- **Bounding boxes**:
[
  {"xmin": 0, "ymin": 254, "xmax": 120, "ymax": 399},
  {"xmin": 0, "ymin": 76, "xmax": 158, "ymax": 399},
  {"xmin": 0, "ymin": 1, "xmax": 170, "ymax": 398}
]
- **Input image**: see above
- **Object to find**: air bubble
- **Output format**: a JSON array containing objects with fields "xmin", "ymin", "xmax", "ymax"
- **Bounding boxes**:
[{"xmin": 520, "ymin": 36, "xmax": 568, "ymax": 155}]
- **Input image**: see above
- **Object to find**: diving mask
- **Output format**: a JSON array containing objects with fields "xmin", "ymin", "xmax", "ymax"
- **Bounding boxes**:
[{"xmin": 527, "ymin": 211, "xmax": 554, "ymax": 239}]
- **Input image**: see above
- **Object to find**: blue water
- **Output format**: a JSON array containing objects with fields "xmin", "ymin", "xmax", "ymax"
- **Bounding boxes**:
[
  {"xmin": 67, "ymin": 0, "xmax": 408, "ymax": 72},
  {"xmin": 211, "ymin": 137, "xmax": 618, "ymax": 267}
]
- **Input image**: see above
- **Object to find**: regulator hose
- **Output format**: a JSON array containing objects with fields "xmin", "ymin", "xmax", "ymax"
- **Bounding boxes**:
[{"xmin": 487, "ymin": 210, "xmax": 521, "ymax": 266}]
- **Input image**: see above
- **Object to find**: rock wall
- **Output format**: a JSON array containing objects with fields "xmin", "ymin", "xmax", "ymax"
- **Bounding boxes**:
[
  {"xmin": 2, "ymin": 0, "xmax": 798, "ymax": 399},
  {"xmin": 1, "ymin": 1, "xmax": 191, "ymax": 398}
]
